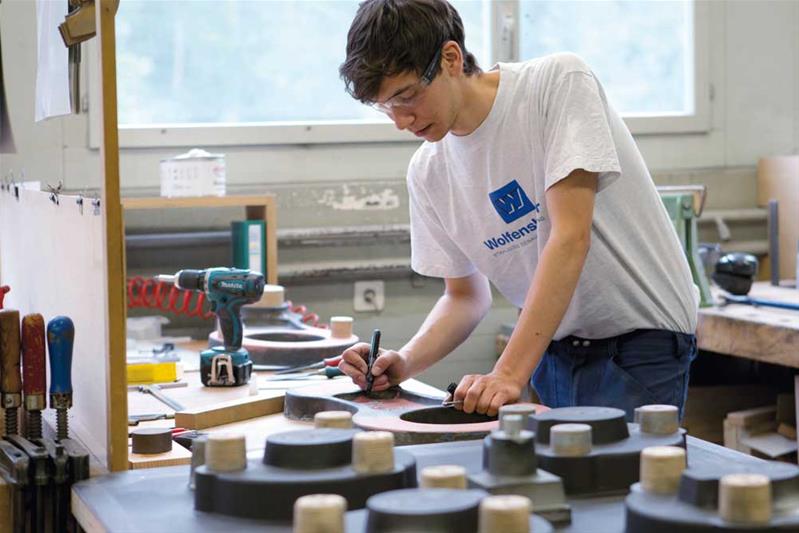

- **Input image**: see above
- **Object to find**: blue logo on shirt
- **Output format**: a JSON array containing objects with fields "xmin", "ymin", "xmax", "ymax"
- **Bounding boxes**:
[{"xmin": 489, "ymin": 180, "xmax": 537, "ymax": 223}]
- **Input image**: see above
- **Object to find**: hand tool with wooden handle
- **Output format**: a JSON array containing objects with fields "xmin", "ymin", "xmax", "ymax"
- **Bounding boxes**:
[
  {"xmin": 21, "ymin": 314, "xmax": 46, "ymax": 440},
  {"xmin": 47, "ymin": 316, "xmax": 74, "ymax": 441},
  {"xmin": 0, "ymin": 309, "xmax": 22, "ymax": 435}
]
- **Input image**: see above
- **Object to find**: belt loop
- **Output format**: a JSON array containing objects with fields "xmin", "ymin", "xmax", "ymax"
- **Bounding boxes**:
[{"xmin": 608, "ymin": 336, "xmax": 617, "ymax": 361}]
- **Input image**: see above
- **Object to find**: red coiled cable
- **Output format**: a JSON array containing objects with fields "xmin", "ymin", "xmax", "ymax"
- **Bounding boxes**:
[
  {"xmin": 286, "ymin": 300, "xmax": 326, "ymax": 329},
  {"xmin": 126, "ymin": 277, "xmax": 214, "ymax": 319},
  {"xmin": 127, "ymin": 278, "xmax": 327, "ymax": 326}
]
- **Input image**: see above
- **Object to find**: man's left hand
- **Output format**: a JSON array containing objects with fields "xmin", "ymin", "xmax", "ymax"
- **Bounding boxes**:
[{"xmin": 454, "ymin": 372, "xmax": 523, "ymax": 417}]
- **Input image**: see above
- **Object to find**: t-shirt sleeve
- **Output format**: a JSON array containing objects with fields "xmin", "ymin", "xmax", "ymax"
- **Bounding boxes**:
[
  {"xmin": 542, "ymin": 68, "xmax": 621, "ymax": 192},
  {"xmin": 407, "ymin": 168, "xmax": 477, "ymax": 279}
]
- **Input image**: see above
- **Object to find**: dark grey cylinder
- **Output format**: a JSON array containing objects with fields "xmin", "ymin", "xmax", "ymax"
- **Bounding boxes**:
[
  {"xmin": 365, "ymin": 488, "xmax": 485, "ymax": 533},
  {"xmin": 263, "ymin": 428, "xmax": 358, "ymax": 469},
  {"xmin": 484, "ymin": 429, "xmax": 537, "ymax": 477}
]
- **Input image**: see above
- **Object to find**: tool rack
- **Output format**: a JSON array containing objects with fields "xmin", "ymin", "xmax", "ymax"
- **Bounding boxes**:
[{"xmin": 0, "ymin": 0, "xmax": 128, "ymax": 474}]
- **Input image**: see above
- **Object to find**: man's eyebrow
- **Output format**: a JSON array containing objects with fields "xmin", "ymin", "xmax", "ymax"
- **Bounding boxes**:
[{"xmin": 385, "ymin": 83, "xmax": 416, "ymax": 102}]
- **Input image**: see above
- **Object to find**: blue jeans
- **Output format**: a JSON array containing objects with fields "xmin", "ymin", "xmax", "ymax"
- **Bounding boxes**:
[{"xmin": 531, "ymin": 329, "xmax": 697, "ymax": 421}]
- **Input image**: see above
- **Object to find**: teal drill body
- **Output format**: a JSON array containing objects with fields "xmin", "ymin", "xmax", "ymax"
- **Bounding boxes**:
[{"xmin": 174, "ymin": 268, "xmax": 264, "ymax": 387}]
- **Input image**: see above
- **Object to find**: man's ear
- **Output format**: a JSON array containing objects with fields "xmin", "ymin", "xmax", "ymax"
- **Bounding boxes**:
[{"xmin": 441, "ymin": 40, "xmax": 464, "ymax": 77}]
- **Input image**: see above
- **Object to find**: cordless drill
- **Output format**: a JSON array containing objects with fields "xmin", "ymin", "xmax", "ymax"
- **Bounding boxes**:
[{"xmin": 159, "ymin": 268, "xmax": 264, "ymax": 387}]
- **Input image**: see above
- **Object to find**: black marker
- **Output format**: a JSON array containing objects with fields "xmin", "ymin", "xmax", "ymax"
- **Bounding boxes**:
[{"xmin": 365, "ymin": 329, "xmax": 381, "ymax": 395}]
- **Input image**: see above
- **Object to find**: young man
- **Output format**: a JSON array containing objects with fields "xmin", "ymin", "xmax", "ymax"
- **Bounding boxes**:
[{"xmin": 337, "ymin": 0, "xmax": 698, "ymax": 419}]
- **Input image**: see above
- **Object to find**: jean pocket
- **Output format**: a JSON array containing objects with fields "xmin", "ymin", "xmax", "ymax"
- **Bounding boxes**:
[
  {"xmin": 609, "ymin": 332, "xmax": 692, "ymax": 410},
  {"xmin": 603, "ymin": 353, "xmax": 658, "ymax": 409}
]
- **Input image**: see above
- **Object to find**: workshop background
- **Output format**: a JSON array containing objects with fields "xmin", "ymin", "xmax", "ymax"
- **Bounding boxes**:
[{"xmin": 1, "ymin": 0, "xmax": 797, "ymax": 394}]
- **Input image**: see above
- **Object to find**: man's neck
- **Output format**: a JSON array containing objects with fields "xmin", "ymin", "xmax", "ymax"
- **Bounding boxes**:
[{"xmin": 450, "ymin": 69, "xmax": 501, "ymax": 136}]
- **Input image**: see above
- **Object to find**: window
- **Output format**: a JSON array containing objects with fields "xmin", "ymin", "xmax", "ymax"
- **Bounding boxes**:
[
  {"xmin": 116, "ymin": 1, "xmax": 372, "ymax": 125},
  {"xmin": 517, "ymin": 0, "xmax": 705, "ymax": 132},
  {"xmin": 93, "ymin": 0, "xmax": 706, "ymax": 147},
  {"xmin": 98, "ymin": 0, "xmax": 488, "ymax": 146}
]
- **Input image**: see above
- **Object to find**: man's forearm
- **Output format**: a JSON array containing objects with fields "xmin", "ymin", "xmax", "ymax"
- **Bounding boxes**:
[
  {"xmin": 399, "ymin": 284, "xmax": 491, "ymax": 377},
  {"xmin": 494, "ymin": 234, "xmax": 589, "ymax": 385}
]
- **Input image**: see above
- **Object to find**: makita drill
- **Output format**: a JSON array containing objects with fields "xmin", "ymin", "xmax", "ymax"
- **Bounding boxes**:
[{"xmin": 158, "ymin": 268, "xmax": 264, "ymax": 387}]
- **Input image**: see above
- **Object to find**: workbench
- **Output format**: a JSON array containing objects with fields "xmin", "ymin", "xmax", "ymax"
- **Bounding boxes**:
[
  {"xmin": 67, "ymin": 286, "xmax": 796, "ymax": 530},
  {"xmin": 694, "ymin": 281, "xmax": 799, "ymax": 450},
  {"xmin": 125, "ymin": 347, "xmax": 444, "ymax": 467},
  {"xmin": 697, "ymin": 281, "xmax": 799, "ymax": 368},
  {"xmin": 72, "ymin": 424, "xmax": 766, "ymax": 532}
]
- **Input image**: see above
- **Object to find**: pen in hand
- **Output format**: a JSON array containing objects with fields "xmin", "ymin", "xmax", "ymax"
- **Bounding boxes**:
[
  {"xmin": 442, "ymin": 381, "xmax": 463, "ymax": 407},
  {"xmin": 365, "ymin": 329, "xmax": 381, "ymax": 395}
]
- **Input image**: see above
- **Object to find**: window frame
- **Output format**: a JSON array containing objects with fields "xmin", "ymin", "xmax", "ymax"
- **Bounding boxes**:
[{"xmin": 89, "ymin": 0, "xmax": 709, "ymax": 149}]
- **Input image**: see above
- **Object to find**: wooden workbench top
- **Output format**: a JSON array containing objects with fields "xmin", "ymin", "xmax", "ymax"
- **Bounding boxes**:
[
  {"xmin": 698, "ymin": 281, "xmax": 799, "ymax": 368},
  {"xmin": 128, "ymin": 360, "xmax": 444, "ymax": 463}
]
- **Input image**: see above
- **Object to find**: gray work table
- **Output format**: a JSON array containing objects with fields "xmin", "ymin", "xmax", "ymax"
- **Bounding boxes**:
[{"xmin": 72, "ymin": 435, "xmax": 764, "ymax": 532}]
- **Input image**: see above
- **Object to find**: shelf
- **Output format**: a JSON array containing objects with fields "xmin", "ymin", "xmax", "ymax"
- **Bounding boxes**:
[{"xmin": 122, "ymin": 195, "xmax": 278, "ymax": 284}]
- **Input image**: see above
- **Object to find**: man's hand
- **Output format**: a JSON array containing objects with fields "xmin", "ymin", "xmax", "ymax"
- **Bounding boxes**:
[
  {"xmin": 338, "ymin": 343, "xmax": 409, "ymax": 392},
  {"xmin": 453, "ymin": 371, "xmax": 523, "ymax": 416}
]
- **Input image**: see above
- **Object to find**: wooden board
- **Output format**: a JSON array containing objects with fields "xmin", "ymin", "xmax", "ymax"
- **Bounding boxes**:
[
  {"xmin": 682, "ymin": 385, "xmax": 777, "ymax": 444},
  {"xmin": 757, "ymin": 157, "xmax": 799, "ymax": 281},
  {"xmin": 128, "ymin": 445, "xmax": 192, "ymax": 470},
  {"xmin": 726, "ymin": 406, "xmax": 777, "ymax": 429},
  {"xmin": 698, "ymin": 283, "xmax": 799, "ymax": 368},
  {"xmin": 96, "ymin": 0, "xmax": 128, "ymax": 474},
  {"xmin": 174, "ymin": 393, "xmax": 284, "ymax": 430},
  {"xmin": 121, "ymin": 195, "xmax": 274, "ymax": 209}
]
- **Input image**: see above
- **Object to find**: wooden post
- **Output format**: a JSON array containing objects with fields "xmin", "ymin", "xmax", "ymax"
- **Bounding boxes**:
[{"xmin": 95, "ymin": 0, "xmax": 128, "ymax": 472}]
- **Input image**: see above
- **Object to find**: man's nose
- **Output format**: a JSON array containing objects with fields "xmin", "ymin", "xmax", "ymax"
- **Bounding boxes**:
[{"xmin": 389, "ymin": 109, "xmax": 415, "ymax": 131}]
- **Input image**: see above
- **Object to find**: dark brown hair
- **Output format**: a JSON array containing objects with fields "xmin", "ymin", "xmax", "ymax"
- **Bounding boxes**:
[{"xmin": 340, "ymin": 0, "xmax": 482, "ymax": 104}]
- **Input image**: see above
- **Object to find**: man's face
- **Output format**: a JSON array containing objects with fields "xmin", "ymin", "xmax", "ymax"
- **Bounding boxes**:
[{"xmin": 374, "ymin": 69, "xmax": 456, "ymax": 143}]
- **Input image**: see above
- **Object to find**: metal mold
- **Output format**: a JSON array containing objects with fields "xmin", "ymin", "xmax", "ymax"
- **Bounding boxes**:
[
  {"xmin": 529, "ymin": 407, "xmax": 687, "ymax": 496},
  {"xmin": 284, "ymin": 382, "xmax": 539, "ymax": 445},
  {"xmin": 194, "ymin": 428, "xmax": 417, "ymax": 521},
  {"xmin": 343, "ymin": 488, "xmax": 554, "ymax": 533},
  {"xmin": 469, "ymin": 426, "xmax": 571, "ymax": 525},
  {"xmin": 531, "ymin": 406, "xmax": 630, "ymax": 445},
  {"xmin": 625, "ymin": 461, "xmax": 799, "ymax": 532},
  {"xmin": 263, "ymin": 428, "xmax": 356, "ymax": 470}
]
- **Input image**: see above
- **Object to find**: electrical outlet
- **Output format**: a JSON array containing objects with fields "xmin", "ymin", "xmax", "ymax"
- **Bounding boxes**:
[{"xmin": 354, "ymin": 280, "xmax": 385, "ymax": 312}]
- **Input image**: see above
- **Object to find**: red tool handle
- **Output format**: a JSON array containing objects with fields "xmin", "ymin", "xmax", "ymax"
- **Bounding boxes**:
[
  {"xmin": 0, "ymin": 286, "xmax": 9, "ymax": 309},
  {"xmin": 0, "ymin": 310, "xmax": 21, "ymax": 394},
  {"xmin": 22, "ymin": 314, "xmax": 46, "ymax": 396},
  {"xmin": 323, "ymin": 355, "xmax": 342, "ymax": 367}
]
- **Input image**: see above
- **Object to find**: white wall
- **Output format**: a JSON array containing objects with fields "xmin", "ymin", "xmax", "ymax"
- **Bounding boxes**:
[{"xmin": 1, "ymin": 0, "xmax": 798, "ymax": 193}]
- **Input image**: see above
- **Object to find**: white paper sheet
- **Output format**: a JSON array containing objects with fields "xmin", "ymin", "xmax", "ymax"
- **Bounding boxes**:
[{"xmin": 35, "ymin": 0, "xmax": 71, "ymax": 122}]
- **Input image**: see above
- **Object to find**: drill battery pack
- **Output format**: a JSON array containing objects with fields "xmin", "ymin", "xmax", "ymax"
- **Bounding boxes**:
[{"xmin": 200, "ymin": 347, "xmax": 252, "ymax": 387}]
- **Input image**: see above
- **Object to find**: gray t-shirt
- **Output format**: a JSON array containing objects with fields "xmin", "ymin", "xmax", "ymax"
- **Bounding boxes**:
[{"xmin": 407, "ymin": 53, "xmax": 698, "ymax": 339}]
